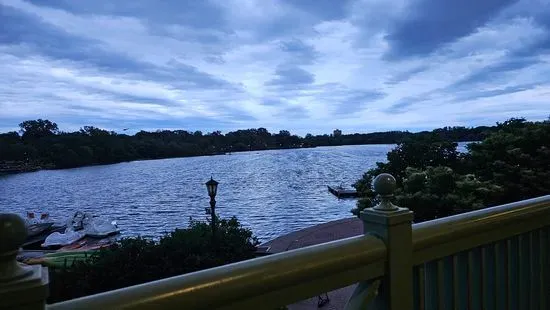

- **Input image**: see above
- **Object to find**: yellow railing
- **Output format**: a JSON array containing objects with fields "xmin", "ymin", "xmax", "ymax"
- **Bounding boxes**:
[{"xmin": 1, "ymin": 173, "xmax": 549, "ymax": 310}]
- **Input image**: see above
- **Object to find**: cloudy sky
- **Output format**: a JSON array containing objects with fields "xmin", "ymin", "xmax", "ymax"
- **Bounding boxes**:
[{"xmin": 1, "ymin": 0, "xmax": 549, "ymax": 135}]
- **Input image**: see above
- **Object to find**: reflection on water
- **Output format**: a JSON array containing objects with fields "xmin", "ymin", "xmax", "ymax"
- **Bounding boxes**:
[{"xmin": 0, "ymin": 143, "xmax": 468, "ymax": 241}]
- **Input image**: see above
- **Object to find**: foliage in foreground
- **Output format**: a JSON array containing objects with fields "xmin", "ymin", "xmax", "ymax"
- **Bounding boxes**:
[
  {"xmin": 352, "ymin": 118, "xmax": 550, "ymax": 222},
  {"xmin": 48, "ymin": 217, "xmax": 259, "ymax": 303}
]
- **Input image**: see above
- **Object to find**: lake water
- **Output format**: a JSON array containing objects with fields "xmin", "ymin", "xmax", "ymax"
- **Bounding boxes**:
[{"xmin": 0, "ymin": 143, "xmax": 468, "ymax": 242}]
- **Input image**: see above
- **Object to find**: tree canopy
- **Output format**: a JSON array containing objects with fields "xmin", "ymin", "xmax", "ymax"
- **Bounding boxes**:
[
  {"xmin": 352, "ymin": 117, "xmax": 550, "ymax": 222},
  {"xmin": 19, "ymin": 119, "xmax": 59, "ymax": 139}
]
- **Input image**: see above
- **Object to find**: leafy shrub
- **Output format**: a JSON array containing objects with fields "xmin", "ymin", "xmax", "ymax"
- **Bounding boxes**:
[
  {"xmin": 353, "ymin": 118, "xmax": 550, "ymax": 221},
  {"xmin": 48, "ymin": 216, "xmax": 259, "ymax": 303},
  {"xmin": 466, "ymin": 118, "xmax": 550, "ymax": 205}
]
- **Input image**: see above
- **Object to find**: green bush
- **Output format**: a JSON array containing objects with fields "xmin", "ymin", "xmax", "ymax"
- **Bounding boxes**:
[
  {"xmin": 466, "ymin": 118, "xmax": 550, "ymax": 205},
  {"xmin": 395, "ymin": 166, "xmax": 502, "ymax": 221},
  {"xmin": 353, "ymin": 118, "xmax": 550, "ymax": 221},
  {"xmin": 352, "ymin": 134, "xmax": 464, "ymax": 218},
  {"xmin": 48, "ymin": 216, "xmax": 259, "ymax": 303}
]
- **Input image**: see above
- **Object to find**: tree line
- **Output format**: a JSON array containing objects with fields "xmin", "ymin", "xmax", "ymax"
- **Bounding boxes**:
[{"xmin": 0, "ymin": 119, "xmax": 499, "ymax": 170}]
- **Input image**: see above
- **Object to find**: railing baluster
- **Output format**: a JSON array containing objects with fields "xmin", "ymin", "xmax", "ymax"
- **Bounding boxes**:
[
  {"xmin": 540, "ymin": 228, "xmax": 548, "ymax": 309},
  {"xmin": 438, "ymin": 256, "xmax": 453, "ymax": 310},
  {"xmin": 507, "ymin": 237, "xmax": 519, "ymax": 310},
  {"xmin": 482, "ymin": 244, "xmax": 496, "ymax": 310},
  {"xmin": 453, "ymin": 252, "xmax": 468, "ymax": 310},
  {"xmin": 519, "ymin": 233, "xmax": 531, "ymax": 308},
  {"xmin": 468, "ymin": 248, "xmax": 482, "ymax": 310},
  {"xmin": 494, "ymin": 241, "xmax": 507, "ymax": 310},
  {"xmin": 345, "ymin": 277, "xmax": 383, "ymax": 310},
  {"xmin": 413, "ymin": 265, "xmax": 425, "ymax": 310},
  {"xmin": 425, "ymin": 260, "xmax": 438, "ymax": 310},
  {"xmin": 530, "ymin": 230, "xmax": 539, "ymax": 310},
  {"xmin": 437, "ymin": 260, "xmax": 444, "ymax": 310}
]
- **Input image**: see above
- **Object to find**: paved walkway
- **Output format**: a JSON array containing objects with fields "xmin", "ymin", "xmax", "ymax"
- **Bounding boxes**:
[{"xmin": 259, "ymin": 217, "xmax": 363, "ymax": 310}]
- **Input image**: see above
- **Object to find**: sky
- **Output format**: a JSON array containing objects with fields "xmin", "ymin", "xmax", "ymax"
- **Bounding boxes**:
[{"xmin": 1, "ymin": 0, "xmax": 549, "ymax": 135}]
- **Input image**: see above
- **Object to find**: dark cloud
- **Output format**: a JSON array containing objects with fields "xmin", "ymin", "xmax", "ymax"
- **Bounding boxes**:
[
  {"xmin": 266, "ymin": 66, "xmax": 315, "ymax": 87},
  {"xmin": 103, "ymin": 93, "xmax": 177, "ymax": 106},
  {"xmin": 280, "ymin": 0, "xmax": 353, "ymax": 21},
  {"xmin": 0, "ymin": 6, "xmax": 99, "ymax": 56},
  {"xmin": 276, "ymin": 105, "xmax": 309, "ymax": 119},
  {"xmin": 385, "ymin": 65, "xmax": 430, "ymax": 85},
  {"xmin": 279, "ymin": 38, "xmax": 319, "ymax": 65},
  {"xmin": 244, "ymin": 18, "xmax": 314, "ymax": 44},
  {"xmin": 164, "ymin": 59, "xmax": 237, "ymax": 90},
  {"xmin": 384, "ymin": 0, "xmax": 517, "ymax": 59},
  {"xmin": 453, "ymin": 83, "xmax": 538, "ymax": 101},
  {"xmin": 64, "ymin": 104, "xmax": 106, "ymax": 114},
  {"xmin": 334, "ymin": 90, "xmax": 386, "ymax": 115},
  {"xmin": 385, "ymin": 96, "xmax": 426, "ymax": 113},
  {"xmin": 113, "ymin": 116, "xmax": 238, "ymax": 132},
  {"xmin": 23, "ymin": 0, "xmax": 228, "ymax": 29},
  {"xmin": 203, "ymin": 55, "xmax": 226, "ymax": 65},
  {"xmin": 0, "ymin": 6, "xmax": 233, "ymax": 91},
  {"xmin": 449, "ymin": 57, "xmax": 541, "ymax": 90},
  {"xmin": 261, "ymin": 98, "xmax": 285, "ymax": 106}
]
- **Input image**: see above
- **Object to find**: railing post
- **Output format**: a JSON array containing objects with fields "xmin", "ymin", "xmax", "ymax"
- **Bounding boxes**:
[
  {"xmin": 346, "ymin": 173, "xmax": 414, "ymax": 310},
  {"xmin": 0, "ymin": 213, "xmax": 49, "ymax": 309}
]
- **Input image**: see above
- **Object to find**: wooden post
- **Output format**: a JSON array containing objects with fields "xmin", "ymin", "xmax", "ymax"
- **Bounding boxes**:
[
  {"xmin": 0, "ymin": 213, "xmax": 49, "ymax": 310},
  {"xmin": 346, "ymin": 173, "xmax": 414, "ymax": 310}
]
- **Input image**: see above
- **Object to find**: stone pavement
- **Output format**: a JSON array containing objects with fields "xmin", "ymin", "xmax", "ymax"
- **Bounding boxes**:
[{"xmin": 259, "ymin": 217, "xmax": 364, "ymax": 310}]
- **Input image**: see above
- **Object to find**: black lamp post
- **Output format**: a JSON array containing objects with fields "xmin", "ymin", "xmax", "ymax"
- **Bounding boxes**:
[{"xmin": 205, "ymin": 177, "xmax": 219, "ymax": 239}]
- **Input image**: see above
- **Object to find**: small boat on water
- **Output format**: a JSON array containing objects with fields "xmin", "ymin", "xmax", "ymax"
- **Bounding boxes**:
[
  {"xmin": 327, "ymin": 184, "xmax": 358, "ymax": 198},
  {"xmin": 42, "ymin": 211, "xmax": 120, "ymax": 249},
  {"xmin": 22, "ymin": 211, "xmax": 119, "ymax": 250},
  {"xmin": 22, "ymin": 212, "xmax": 67, "ymax": 249},
  {"xmin": 19, "ymin": 211, "xmax": 120, "ymax": 268},
  {"xmin": 27, "ymin": 222, "xmax": 54, "ymax": 237},
  {"xmin": 25, "ymin": 212, "xmax": 55, "ymax": 237}
]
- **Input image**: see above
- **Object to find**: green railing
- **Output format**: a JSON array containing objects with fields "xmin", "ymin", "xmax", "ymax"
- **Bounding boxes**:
[{"xmin": 1, "ymin": 173, "xmax": 549, "ymax": 309}]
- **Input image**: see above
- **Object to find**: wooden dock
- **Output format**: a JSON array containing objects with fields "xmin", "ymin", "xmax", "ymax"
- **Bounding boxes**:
[{"xmin": 327, "ymin": 185, "xmax": 357, "ymax": 198}]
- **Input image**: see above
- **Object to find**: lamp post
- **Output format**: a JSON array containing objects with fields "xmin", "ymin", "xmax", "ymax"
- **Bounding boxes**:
[{"xmin": 205, "ymin": 177, "xmax": 219, "ymax": 239}]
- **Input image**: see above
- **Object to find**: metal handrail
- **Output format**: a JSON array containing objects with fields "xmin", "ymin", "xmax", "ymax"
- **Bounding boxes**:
[
  {"xmin": 48, "ymin": 235, "xmax": 386, "ymax": 310},
  {"xmin": 412, "ymin": 195, "xmax": 550, "ymax": 264}
]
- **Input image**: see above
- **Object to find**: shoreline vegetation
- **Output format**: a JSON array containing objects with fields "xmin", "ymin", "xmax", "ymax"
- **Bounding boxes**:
[{"xmin": 1, "ymin": 119, "xmax": 500, "ymax": 174}]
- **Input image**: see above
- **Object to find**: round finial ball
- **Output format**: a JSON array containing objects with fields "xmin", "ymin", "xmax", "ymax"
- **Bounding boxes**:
[
  {"xmin": 373, "ymin": 173, "xmax": 396, "ymax": 195},
  {"xmin": 0, "ymin": 213, "xmax": 27, "ymax": 254}
]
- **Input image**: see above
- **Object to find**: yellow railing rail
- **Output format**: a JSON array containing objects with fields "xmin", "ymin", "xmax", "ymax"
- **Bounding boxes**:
[
  {"xmin": 1, "ymin": 173, "xmax": 549, "ymax": 310},
  {"xmin": 48, "ymin": 235, "xmax": 385, "ymax": 310},
  {"xmin": 412, "ymin": 195, "xmax": 550, "ymax": 264}
]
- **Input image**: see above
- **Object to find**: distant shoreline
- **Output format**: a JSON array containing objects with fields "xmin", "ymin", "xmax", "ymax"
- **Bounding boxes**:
[{"xmin": 0, "ymin": 141, "xmax": 476, "ymax": 176}]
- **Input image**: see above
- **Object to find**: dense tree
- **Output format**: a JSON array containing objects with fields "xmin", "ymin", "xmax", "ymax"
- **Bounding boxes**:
[
  {"xmin": 352, "ymin": 118, "xmax": 550, "ymax": 222},
  {"xmin": 1, "ymin": 119, "xmax": 501, "ymax": 172},
  {"xmin": 465, "ymin": 117, "xmax": 550, "ymax": 205},
  {"xmin": 19, "ymin": 119, "xmax": 59, "ymax": 139}
]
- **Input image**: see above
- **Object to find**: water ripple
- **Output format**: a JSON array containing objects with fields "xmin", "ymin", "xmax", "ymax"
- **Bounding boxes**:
[{"xmin": 0, "ymin": 144, "xmax": 467, "ymax": 242}]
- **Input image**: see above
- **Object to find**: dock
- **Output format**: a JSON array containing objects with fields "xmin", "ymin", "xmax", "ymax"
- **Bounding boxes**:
[{"xmin": 327, "ymin": 185, "xmax": 357, "ymax": 198}]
